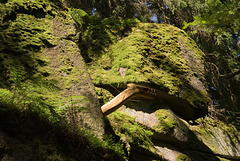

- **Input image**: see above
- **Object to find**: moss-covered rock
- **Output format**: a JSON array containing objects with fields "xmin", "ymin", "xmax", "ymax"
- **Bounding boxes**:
[
  {"xmin": 107, "ymin": 111, "xmax": 163, "ymax": 160},
  {"xmin": 0, "ymin": 0, "xmax": 112, "ymax": 160},
  {"xmin": 190, "ymin": 118, "xmax": 240, "ymax": 159},
  {"xmin": 153, "ymin": 109, "xmax": 189, "ymax": 143},
  {"xmin": 90, "ymin": 22, "xmax": 240, "ymax": 161},
  {"xmin": 89, "ymin": 23, "xmax": 210, "ymax": 120},
  {"xmin": 0, "ymin": 0, "xmax": 105, "ymax": 138}
]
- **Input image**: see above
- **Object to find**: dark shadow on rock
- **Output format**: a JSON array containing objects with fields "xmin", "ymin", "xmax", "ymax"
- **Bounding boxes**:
[
  {"xmin": 182, "ymin": 130, "xmax": 221, "ymax": 161},
  {"xmin": 97, "ymin": 83, "xmax": 207, "ymax": 120},
  {"xmin": 0, "ymin": 104, "xmax": 124, "ymax": 161}
]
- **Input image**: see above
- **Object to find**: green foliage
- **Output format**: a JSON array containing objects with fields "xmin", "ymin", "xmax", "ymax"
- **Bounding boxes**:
[
  {"xmin": 180, "ymin": 0, "xmax": 240, "ymax": 113},
  {"xmin": 167, "ymin": 0, "xmax": 188, "ymax": 14},
  {"xmin": 0, "ymin": 88, "xmax": 13, "ymax": 108},
  {"xmin": 71, "ymin": 127, "xmax": 125, "ymax": 158},
  {"xmin": 69, "ymin": 8, "xmax": 87, "ymax": 29},
  {"xmin": 80, "ymin": 16, "xmax": 139, "ymax": 62},
  {"xmin": 0, "ymin": 101, "xmax": 125, "ymax": 161},
  {"xmin": 183, "ymin": 0, "xmax": 240, "ymax": 39},
  {"xmin": 57, "ymin": 96, "xmax": 88, "ymax": 118},
  {"xmin": 0, "ymin": 65, "xmax": 59, "ymax": 119}
]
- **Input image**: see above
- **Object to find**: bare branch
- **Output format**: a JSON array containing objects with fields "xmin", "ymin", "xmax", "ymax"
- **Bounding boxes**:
[{"xmin": 225, "ymin": 69, "xmax": 240, "ymax": 79}]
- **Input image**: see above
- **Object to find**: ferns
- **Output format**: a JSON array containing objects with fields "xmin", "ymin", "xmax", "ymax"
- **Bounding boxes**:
[
  {"xmin": 0, "ymin": 88, "xmax": 13, "ymax": 108},
  {"xmin": 0, "ymin": 58, "xmax": 58, "ymax": 117}
]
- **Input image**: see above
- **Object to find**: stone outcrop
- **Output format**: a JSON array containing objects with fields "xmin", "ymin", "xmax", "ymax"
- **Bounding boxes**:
[
  {"xmin": 91, "ymin": 23, "xmax": 240, "ymax": 160},
  {"xmin": 90, "ymin": 23, "xmax": 210, "ymax": 121},
  {"xmin": 43, "ymin": 14, "xmax": 105, "ymax": 138},
  {"xmin": 0, "ymin": 0, "xmax": 108, "ymax": 160}
]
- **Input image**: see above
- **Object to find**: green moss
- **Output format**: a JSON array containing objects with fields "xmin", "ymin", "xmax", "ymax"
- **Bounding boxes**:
[
  {"xmin": 69, "ymin": 8, "xmax": 87, "ymax": 29},
  {"xmin": 80, "ymin": 18, "xmax": 139, "ymax": 62},
  {"xmin": 89, "ymin": 23, "xmax": 208, "ymax": 105},
  {"xmin": 192, "ymin": 117, "xmax": 240, "ymax": 142},
  {"xmin": 1, "ymin": 0, "xmax": 59, "ymax": 57},
  {"xmin": 153, "ymin": 109, "xmax": 178, "ymax": 134},
  {"xmin": 107, "ymin": 111, "xmax": 157, "ymax": 155},
  {"xmin": 0, "ymin": 0, "xmax": 78, "ymax": 109},
  {"xmin": 0, "ymin": 3, "xmax": 11, "ymax": 23},
  {"xmin": 1, "ymin": 13, "xmax": 57, "ymax": 53},
  {"xmin": 95, "ymin": 87, "xmax": 114, "ymax": 105},
  {"xmin": 218, "ymin": 157, "xmax": 229, "ymax": 161},
  {"xmin": 176, "ymin": 153, "xmax": 191, "ymax": 161}
]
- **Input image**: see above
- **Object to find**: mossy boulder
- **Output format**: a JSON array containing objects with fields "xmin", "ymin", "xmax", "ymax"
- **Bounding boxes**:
[
  {"xmin": 107, "ymin": 104, "xmax": 191, "ymax": 160},
  {"xmin": 153, "ymin": 109, "xmax": 189, "ymax": 143},
  {"xmin": 107, "ymin": 111, "xmax": 163, "ymax": 160},
  {"xmin": 119, "ymin": 105, "xmax": 189, "ymax": 144},
  {"xmin": 89, "ymin": 23, "xmax": 210, "ymax": 120},
  {"xmin": 106, "ymin": 101, "xmax": 240, "ymax": 160}
]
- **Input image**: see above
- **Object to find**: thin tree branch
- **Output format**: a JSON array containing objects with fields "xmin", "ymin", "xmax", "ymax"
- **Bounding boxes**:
[{"xmin": 225, "ymin": 69, "xmax": 240, "ymax": 79}]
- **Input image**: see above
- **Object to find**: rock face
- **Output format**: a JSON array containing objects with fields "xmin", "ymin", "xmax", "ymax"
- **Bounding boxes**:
[
  {"xmin": 0, "ymin": 0, "xmax": 108, "ymax": 160},
  {"xmin": 43, "ymin": 15, "xmax": 105, "ymax": 138},
  {"xmin": 90, "ymin": 23, "xmax": 240, "ymax": 160},
  {"xmin": 0, "ymin": 0, "xmax": 104, "ymax": 137}
]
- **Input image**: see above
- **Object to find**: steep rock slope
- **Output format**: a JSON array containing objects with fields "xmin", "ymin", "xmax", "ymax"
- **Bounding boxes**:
[
  {"xmin": 0, "ymin": 0, "xmax": 104, "ymax": 137},
  {"xmin": 0, "ymin": 0, "xmax": 112, "ymax": 160}
]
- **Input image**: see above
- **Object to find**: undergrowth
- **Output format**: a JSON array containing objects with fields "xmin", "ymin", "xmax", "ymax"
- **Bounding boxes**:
[
  {"xmin": 0, "ymin": 87, "xmax": 125, "ymax": 160},
  {"xmin": 0, "ymin": 102, "xmax": 125, "ymax": 161},
  {"xmin": 0, "ymin": 63, "xmax": 125, "ymax": 160}
]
